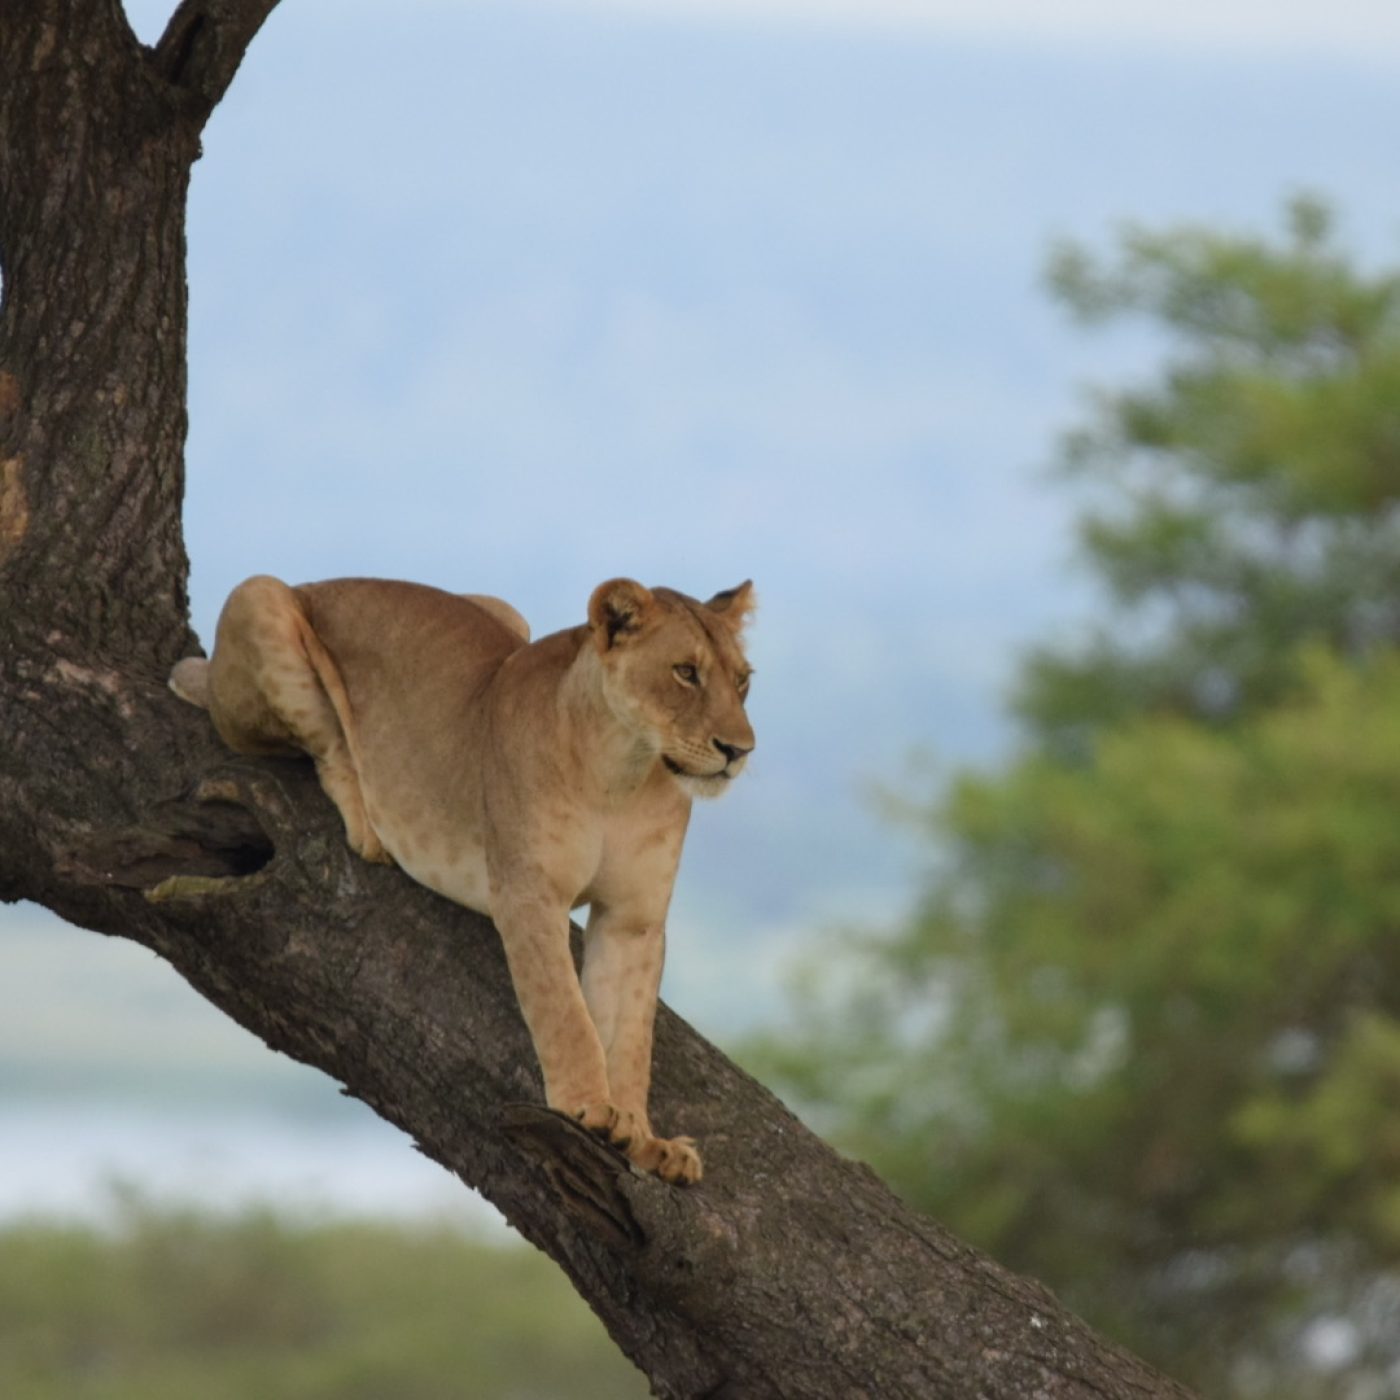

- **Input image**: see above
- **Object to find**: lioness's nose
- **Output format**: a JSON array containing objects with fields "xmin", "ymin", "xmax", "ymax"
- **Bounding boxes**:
[{"xmin": 713, "ymin": 739, "xmax": 753, "ymax": 764}]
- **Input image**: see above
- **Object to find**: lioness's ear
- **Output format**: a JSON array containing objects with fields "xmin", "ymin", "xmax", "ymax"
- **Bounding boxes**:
[
  {"xmin": 589, "ymin": 578, "xmax": 655, "ymax": 651},
  {"xmin": 705, "ymin": 580, "xmax": 756, "ymax": 629}
]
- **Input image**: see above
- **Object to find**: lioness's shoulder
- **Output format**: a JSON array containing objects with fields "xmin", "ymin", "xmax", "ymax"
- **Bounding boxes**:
[{"xmin": 461, "ymin": 593, "xmax": 530, "ymax": 642}]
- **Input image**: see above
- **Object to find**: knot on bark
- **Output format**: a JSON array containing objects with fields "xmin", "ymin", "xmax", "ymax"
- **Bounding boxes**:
[{"xmin": 54, "ymin": 779, "xmax": 274, "ymax": 892}]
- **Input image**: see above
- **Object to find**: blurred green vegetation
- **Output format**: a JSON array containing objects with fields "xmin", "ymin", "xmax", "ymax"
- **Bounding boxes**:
[
  {"xmin": 755, "ymin": 197, "xmax": 1400, "ymax": 1397},
  {"xmin": 0, "ymin": 1197, "xmax": 647, "ymax": 1400}
]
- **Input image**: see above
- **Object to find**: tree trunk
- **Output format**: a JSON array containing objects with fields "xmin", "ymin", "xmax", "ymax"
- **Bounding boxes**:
[{"xmin": 0, "ymin": 5, "xmax": 1195, "ymax": 1397}]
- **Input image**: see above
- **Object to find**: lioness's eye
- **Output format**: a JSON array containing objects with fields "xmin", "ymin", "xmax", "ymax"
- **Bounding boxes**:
[
  {"xmin": 674, "ymin": 663, "xmax": 699, "ymax": 686},
  {"xmin": 737, "ymin": 670, "xmax": 753, "ymax": 695}
]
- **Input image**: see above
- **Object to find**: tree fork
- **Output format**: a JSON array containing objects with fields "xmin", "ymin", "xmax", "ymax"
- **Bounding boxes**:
[{"xmin": 0, "ymin": 5, "xmax": 1195, "ymax": 1396}]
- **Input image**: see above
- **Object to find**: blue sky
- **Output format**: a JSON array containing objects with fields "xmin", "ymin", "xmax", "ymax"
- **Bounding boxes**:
[
  {"xmin": 537, "ymin": 0, "xmax": 1400, "ymax": 55},
  {"xmin": 7, "ymin": 0, "xmax": 1400, "ymax": 1131}
]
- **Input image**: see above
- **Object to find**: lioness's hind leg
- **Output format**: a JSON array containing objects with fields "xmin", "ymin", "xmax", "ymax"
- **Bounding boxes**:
[{"xmin": 206, "ymin": 575, "xmax": 389, "ymax": 865}]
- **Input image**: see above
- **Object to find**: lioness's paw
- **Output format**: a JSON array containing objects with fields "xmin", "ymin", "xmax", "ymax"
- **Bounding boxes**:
[
  {"xmin": 572, "ymin": 1101, "xmax": 643, "ymax": 1149},
  {"xmin": 629, "ymin": 1134, "xmax": 703, "ymax": 1186},
  {"xmin": 570, "ymin": 1104, "xmax": 702, "ymax": 1184}
]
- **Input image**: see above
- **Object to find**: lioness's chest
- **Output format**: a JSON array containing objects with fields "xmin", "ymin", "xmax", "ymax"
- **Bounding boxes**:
[
  {"xmin": 574, "ymin": 802, "xmax": 690, "ymax": 914},
  {"xmin": 376, "ymin": 770, "xmax": 689, "ymax": 921}
]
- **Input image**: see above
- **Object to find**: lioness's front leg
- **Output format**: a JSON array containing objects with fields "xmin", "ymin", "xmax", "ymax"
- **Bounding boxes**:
[
  {"xmin": 581, "ymin": 904, "xmax": 701, "ymax": 1185},
  {"xmin": 491, "ymin": 893, "xmax": 619, "ymax": 1135}
]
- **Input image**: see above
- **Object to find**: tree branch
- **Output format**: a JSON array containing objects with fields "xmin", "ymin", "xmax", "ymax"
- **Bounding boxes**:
[{"xmin": 152, "ymin": 0, "xmax": 282, "ymax": 118}]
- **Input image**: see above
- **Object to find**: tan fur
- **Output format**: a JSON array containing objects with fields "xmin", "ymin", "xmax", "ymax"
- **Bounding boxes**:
[{"xmin": 171, "ymin": 574, "xmax": 756, "ymax": 1184}]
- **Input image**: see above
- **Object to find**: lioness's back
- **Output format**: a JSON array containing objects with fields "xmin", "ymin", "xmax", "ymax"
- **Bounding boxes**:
[{"xmin": 296, "ymin": 578, "xmax": 525, "ymax": 705}]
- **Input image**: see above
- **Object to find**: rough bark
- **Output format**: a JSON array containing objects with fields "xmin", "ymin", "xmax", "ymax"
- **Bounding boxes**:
[{"xmin": 0, "ymin": 5, "xmax": 1197, "ymax": 1397}]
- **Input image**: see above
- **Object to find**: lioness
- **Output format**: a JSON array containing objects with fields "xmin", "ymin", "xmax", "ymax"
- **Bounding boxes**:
[{"xmin": 170, "ymin": 575, "xmax": 756, "ymax": 1184}]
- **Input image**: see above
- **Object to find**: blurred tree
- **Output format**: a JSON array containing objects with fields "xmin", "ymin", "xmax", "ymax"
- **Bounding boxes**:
[
  {"xmin": 760, "ymin": 199, "xmax": 1400, "ymax": 1397},
  {"xmin": 1024, "ymin": 196, "xmax": 1400, "ymax": 752}
]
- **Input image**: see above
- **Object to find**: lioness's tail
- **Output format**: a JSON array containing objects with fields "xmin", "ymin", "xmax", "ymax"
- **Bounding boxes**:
[{"xmin": 169, "ymin": 657, "xmax": 211, "ymax": 709}]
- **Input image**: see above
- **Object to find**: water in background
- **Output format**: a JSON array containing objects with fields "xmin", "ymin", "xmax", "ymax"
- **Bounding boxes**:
[
  {"xmin": 0, "ymin": 1099, "xmax": 501, "ymax": 1229},
  {"xmin": 0, "ymin": 908, "xmax": 504, "ymax": 1232}
]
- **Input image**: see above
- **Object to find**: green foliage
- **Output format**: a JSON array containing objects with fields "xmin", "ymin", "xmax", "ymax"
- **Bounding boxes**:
[
  {"xmin": 1026, "ymin": 195, "xmax": 1400, "ymax": 751},
  {"xmin": 756, "ymin": 200, "xmax": 1400, "ymax": 1397},
  {"xmin": 0, "ymin": 1198, "xmax": 647, "ymax": 1400}
]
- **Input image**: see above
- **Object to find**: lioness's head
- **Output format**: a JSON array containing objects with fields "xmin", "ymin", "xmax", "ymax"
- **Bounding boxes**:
[{"xmin": 588, "ymin": 578, "xmax": 756, "ymax": 799}]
